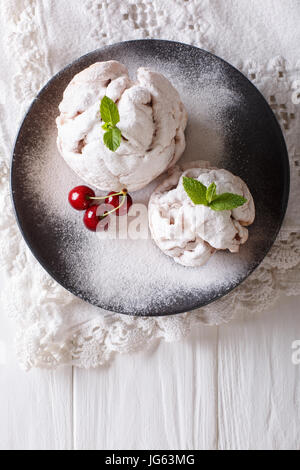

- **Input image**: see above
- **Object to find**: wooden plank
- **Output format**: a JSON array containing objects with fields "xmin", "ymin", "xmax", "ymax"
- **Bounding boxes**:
[
  {"xmin": 74, "ymin": 325, "xmax": 218, "ymax": 450},
  {"xmin": 218, "ymin": 295, "xmax": 300, "ymax": 450},
  {"xmin": 0, "ymin": 304, "xmax": 73, "ymax": 450}
]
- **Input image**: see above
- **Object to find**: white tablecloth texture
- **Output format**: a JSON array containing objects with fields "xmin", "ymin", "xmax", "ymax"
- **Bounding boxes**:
[{"xmin": 0, "ymin": 0, "xmax": 299, "ymax": 369}]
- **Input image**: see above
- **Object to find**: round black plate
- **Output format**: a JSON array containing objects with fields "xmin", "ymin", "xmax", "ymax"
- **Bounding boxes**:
[{"xmin": 11, "ymin": 40, "xmax": 289, "ymax": 316}]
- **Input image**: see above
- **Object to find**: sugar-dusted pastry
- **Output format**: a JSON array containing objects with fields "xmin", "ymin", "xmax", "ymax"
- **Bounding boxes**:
[
  {"xmin": 148, "ymin": 161, "xmax": 255, "ymax": 267},
  {"xmin": 56, "ymin": 61, "xmax": 187, "ymax": 192}
]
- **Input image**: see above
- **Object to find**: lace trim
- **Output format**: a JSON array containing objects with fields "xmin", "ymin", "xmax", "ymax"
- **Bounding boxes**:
[
  {"xmin": 82, "ymin": 0, "xmax": 215, "ymax": 50},
  {"xmin": 0, "ymin": 1, "xmax": 299, "ymax": 369},
  {"xmin": 3, "ymin": 0, "xmax": 51, "ymax": 110}
]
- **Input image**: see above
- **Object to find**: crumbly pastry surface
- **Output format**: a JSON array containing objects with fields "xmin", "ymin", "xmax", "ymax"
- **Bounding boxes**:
[
  {"xmin": 56, "ymin": 61, "xmax": 188, "ymax": 192},
  {"xmin": 148, "ymin": 161, "xmax": 255, "ymax": 267}
]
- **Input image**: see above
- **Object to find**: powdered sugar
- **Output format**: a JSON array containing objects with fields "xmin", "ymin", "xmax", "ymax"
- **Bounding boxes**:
[
  {"xmin": 56, "ymin": 61, "xmax": 188, "ymax": 192},
  {"xmin": 148, "ymin": 162, "xmax": 255, "ymax": 268},
  {"xmin": 3, "ymin": 2, "xmax": 294, "ymax": 370},
  {"xmin": 17, "ymin": 46, "xmax": 254, "ymax": 315}
]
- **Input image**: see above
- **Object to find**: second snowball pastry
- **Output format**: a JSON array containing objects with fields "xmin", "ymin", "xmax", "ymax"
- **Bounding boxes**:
[
  {"xmin": 56, "ymin": 61, "xmax": 188, "ymax": 192},
  {"xmin": 148, "ymin": 162, "xmax": 255, "ymax": 267}
]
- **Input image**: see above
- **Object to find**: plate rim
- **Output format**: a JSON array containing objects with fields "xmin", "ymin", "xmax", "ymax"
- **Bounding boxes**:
[{"xmin": 10, "ymin": 39, "xmax": 290, "ymax": 316}]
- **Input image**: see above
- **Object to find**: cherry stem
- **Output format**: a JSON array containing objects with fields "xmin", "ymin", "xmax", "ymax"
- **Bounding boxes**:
[
  {"xmin": 102, "ymin": 194, "xmax": 126, "ymax": 217},
  {"xmin": 89, "ymin": 189, "xmax": 127, "ymax": 201}
]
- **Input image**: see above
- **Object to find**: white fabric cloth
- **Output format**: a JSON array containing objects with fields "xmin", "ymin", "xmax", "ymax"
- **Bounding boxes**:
[{"xmin": 0, "ymin": 0, "xmax": 299, "ymax": 370}]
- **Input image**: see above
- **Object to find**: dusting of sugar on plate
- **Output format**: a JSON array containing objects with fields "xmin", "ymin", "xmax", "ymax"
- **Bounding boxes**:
[{"xmin": 15, "ymin": 43, "xmax": 262, "ymax": 315}]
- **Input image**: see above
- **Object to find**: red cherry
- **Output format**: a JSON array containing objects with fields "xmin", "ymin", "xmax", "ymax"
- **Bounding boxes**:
[
  {"xmin": 69, "ymin": 186, "xmax": 95, "ymax": 211},
  {"xmin": 83, "ymin": 205, "xmax": 99, "ymax": 232},
  {"xmin": 83, "ymin": 205, "xmax": 109, "ymax": 232},
  {"xmin": 105, "ymin": 191, "xmax": 133, "ymax": 216}
]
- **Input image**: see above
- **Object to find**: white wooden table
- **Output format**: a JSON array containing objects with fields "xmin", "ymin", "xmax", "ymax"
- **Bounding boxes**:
[{"xmin": 0, "ymin": 281, "xmax": 299, "ymax": 450}]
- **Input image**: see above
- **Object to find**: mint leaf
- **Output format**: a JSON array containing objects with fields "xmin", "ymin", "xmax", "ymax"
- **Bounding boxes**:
[
  {"xmin": 183, "ymin": 176, "xmax": 248, "ymax": 212},
  {"xmin": 102, "ymin": 122, "xmax": 111, "ymax": 131},
  {"xmin": 206, "ymin": 182, "xmax": 217, "ymax": 203},
  {"xmin": 103, "ymin": 127, "xmax": 122, "ymax": 152},
  {"xmin": 100, "ymin": 96, "xmax": 120, "ymax": 126},
  {"xmin": 100, "ymin": 96, "xmax": 124, "ymax": 152},
  {"xmin": 183, "ymin": 177, "xmax": 208, "ymax": 206},
  {"xmin": 209, "ymin": 193, "xmax": 247, "ymax": 211}
]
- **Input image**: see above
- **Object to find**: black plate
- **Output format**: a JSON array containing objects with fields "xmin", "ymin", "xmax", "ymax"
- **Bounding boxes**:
[{"xmin": 11, "ymin": 40, "xmax": 289, "ymax": 316}]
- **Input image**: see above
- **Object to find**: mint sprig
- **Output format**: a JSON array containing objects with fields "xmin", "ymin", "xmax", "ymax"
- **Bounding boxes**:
[
  {"xmin": 182, "ymin": 177, "xmax": 208, "ymax": 206},
  {"xmin": 183, "ymin": 176, "xmax": 247, "ymax": 211},
  {"xmin": 100, "ymin": 96, "xmax": 122, "ymax": 152},
  {"xmin": 209, "ymin": 193, "xmax": 247, "ymax": 211},
  {"xmin": 206, "ymin": 182, "xmax": 217, "ymax": 204},
  {"xmin": 103, "ymin": 127, "xmax": 122, "ymax": 152}
]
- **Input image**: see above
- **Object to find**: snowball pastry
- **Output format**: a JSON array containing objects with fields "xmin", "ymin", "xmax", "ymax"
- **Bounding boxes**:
[
  {"xmin": 56, "ymin": 61, "xmax": 188, "ymax": 192},
  {"xmin": 148, "ymin": 162, "xmax": 255, "ymax": 267}
]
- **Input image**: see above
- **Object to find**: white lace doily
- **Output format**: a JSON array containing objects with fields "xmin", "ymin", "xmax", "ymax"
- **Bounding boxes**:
[{"xmin": 0, "ymin": 0, "xmax": 299, "ymax": 370}]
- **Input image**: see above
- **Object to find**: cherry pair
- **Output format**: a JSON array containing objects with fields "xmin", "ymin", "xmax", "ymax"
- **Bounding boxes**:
[{"xmin": 68, "ymin": 185, "xmax": 133, "ymax": 232}]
